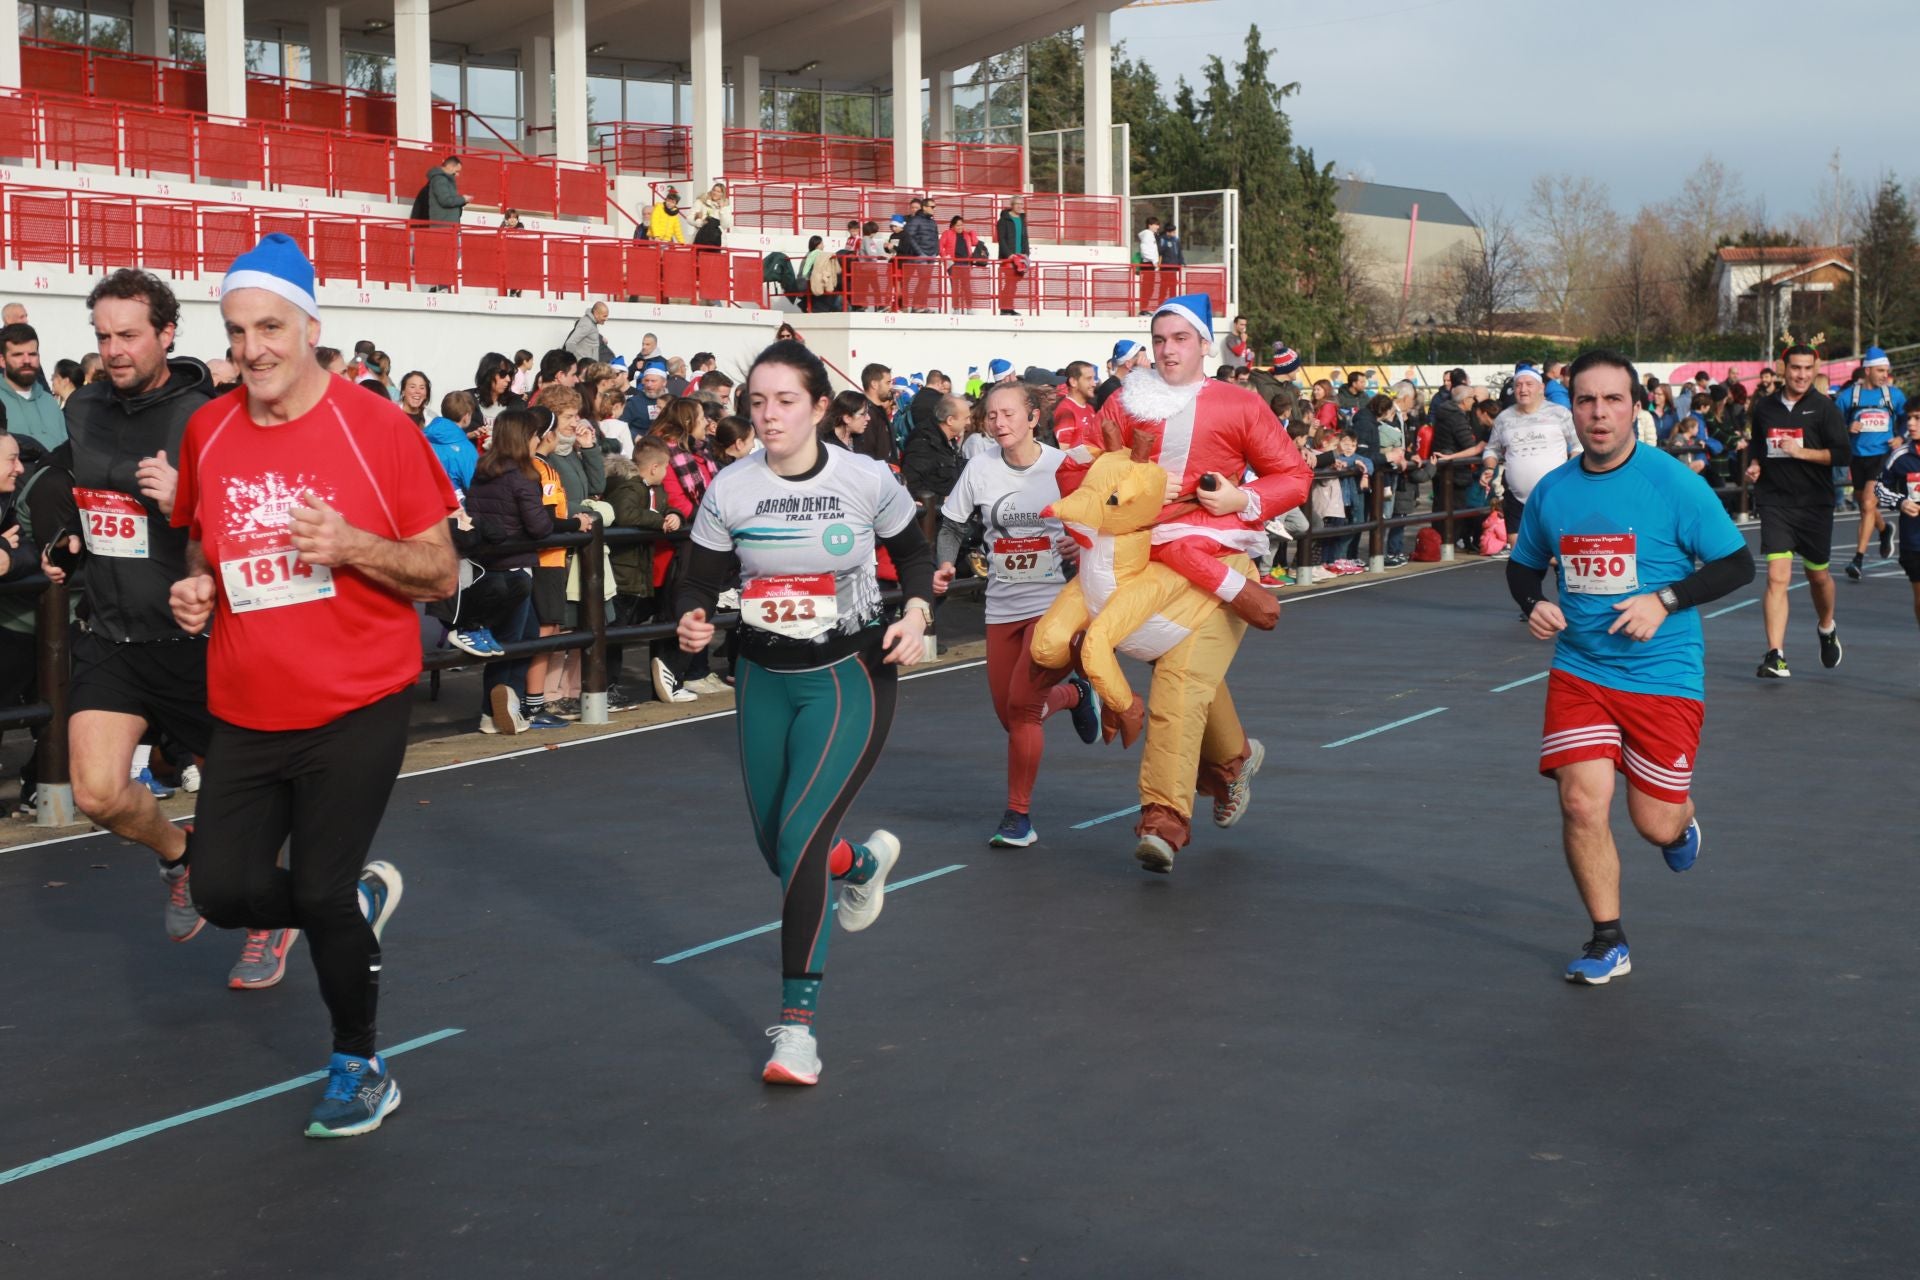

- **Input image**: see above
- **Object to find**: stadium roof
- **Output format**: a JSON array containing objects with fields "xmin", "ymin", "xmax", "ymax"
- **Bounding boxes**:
[{"xmin": 1335, "ymin": 180, "xmax": 1475, "ymax": 229}]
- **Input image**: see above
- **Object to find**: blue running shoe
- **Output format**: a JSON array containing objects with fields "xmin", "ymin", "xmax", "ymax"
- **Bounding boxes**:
[
  {"xmin": 1564, "ymin": 937, "xmax": 1631, "ymax": 985},
  {"xmin": 305, "ymin": 1053, "xmax": 400, "ymax": 1138},
  {"xmin": 137, "ymin": 767, "xmax": 175, "ymax": 799},
  {"xmin": 989, "ymin": 809, "xmax": 1037, "ymax": 848},
  {"xmin": 1066, "ymin": 673, "xmax": 1101, "ymax": 745},
  {"xmin": 527, "ymin": 712, "xmax": 569, "ymax": 730},
  {"xmin": 448, "ymin": 627, "xmax": 506, "ymax": 658},
  {"xmin": 1662, "ymin": 818, "xmax": 1701, "ymax": 873}
]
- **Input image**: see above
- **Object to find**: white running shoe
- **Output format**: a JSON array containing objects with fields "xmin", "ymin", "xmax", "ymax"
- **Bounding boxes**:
[
  {"xmin": 652, "ymin": 657, "xmax": 699, "ymax": 703},
  {"xmin": 1135, "ymin": 833, "xmax": 1175, "ymax": 874},
  {"xmin": 763, "ymin": 1024, "xmax": 822, "ymax": 1086},
  {"xmin": 489, "ymin": 686, "xmax": 528, "ymax": 735},
  {"xmin": 837, "ymin": 830, "xmax": 899, "ymax": 932},
  {"xmin": 1213, "ymin": 738, "xmax": 1264, "ymax": 829},
  {"xmin": 686, "ymin": 674, "xmax": 731, "ymax": 695}
]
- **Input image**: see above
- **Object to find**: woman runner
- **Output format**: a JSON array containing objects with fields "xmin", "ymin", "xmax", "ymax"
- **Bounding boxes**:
[
  {"xmin": 932, "ymin": 382, "xmax": 1101, "ymax": 847},
  {"xmin": 675, "ymin": 339, "xmax": 935, "ymax": 1086}
]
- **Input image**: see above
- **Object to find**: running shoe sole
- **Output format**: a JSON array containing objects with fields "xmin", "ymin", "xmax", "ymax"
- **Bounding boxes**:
[
  {"xmin": 1213, "ymin": 738, "xmax": 1265, "ymax": 829},
  {"xmin": 304, "ymin": 1081, "xmax": 401, "ymax": 1138},
  {"xmin": 489, "ymin": 685, "xmax": 521, "ymax": 734},
  {"xmin": 1135, "ymin": 834, "xmax": 1175, "ymax": 874},
  {"xmin": 989, "ymin": 826, "xmax": 1038, "ymax": 848},
  {"xmin": 360, "ymin": 861, "xmax": 404, "ymax": 943},
  {"xmin": 837, "ymin": 831, "xmax": 898, "ymax": 932},
  {"xmin": 762, "ymin": 1061, "xmax": 820, "ymax": 1086}
]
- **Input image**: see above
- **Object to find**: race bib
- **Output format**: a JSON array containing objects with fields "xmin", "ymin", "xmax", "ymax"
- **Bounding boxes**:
[
  {"xmin": 219, "ymin": 546, "xmax": 335, "ymax": 614},
  {"xmin": 1906, "ymin": 474, "xmax": 1920, "ymax": 501},
  {"xmin": 742, "ymin": 573, "xmax": 838, "ymax": 641},
  {"xmin": 992, "ymin": 535, "xmax": 1061, "ymax": 584},
  {"xmin": 1854, "ymin": 407, "xmax": 1891, "ymax": 434},
  {"xmin": 1560, "ymin": 534, "xmax": 1639, "ymax": 595},
  {"xmin": 74, "ymin": 488, "xmax": 149, "ymax": 559},
  {"xmin": 1766, "ymin": 428, "xmax": 1803, "ymax": 458}
]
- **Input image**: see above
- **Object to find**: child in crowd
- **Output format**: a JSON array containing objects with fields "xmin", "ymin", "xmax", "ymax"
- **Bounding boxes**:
[
  {"xmin": 601, "ymin": 439, "xmax": 679, "ymax": 707},
  {"xmin": 1327, "ymin": 430, "xmax": 1373, "ymax": 564}
]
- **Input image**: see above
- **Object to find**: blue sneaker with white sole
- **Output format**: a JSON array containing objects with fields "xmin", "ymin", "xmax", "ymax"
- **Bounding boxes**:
[
  {"xmin": 1661, "ymin": 818, "xmax": 1701, "ymax": 873},
  {"xmin": 357, "ymin": 861, "xmax": 403, "ymax": 942},
  {"xmin": 1564, "ymin": 937, "xmax": 1631, "ymax": 985},
  {"xmin": 989, "ymin": 809, "xmax": 1037, "ymax": 848},
  {"xmin": 137, "ymin": 767, "xmax": 175, "ymax": 799},
  {"xmin": 1066, "ymin": 673, "xmax": 1101, "ymax": 745},
  {"xmin": 305, "ymin": 1052, "xmax": 400, "ymax": 1138}
]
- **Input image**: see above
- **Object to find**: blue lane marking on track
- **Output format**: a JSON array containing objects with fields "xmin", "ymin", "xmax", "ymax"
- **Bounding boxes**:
[
  {"xmin": 0, "ymin": 1027, "xmax": 466, "ymax": 1188},
  {"xmin": 1490, "ymin": 671, "xmax": 1548, "ymax": 693},
  {"xmin": 1071, "ymin": 806, "xmax": 1140, "ymax": 830},
  {"xmin": 654, "ymin": 864, "xmax": 967, "ymax": 965},
  {"xmin": 1321, "ymin": 707, "xmax": 1448, "ymax": 749},
  {"xmin": 1706, "ymin": 598, "xmax": 1758, "ymax": 618}
]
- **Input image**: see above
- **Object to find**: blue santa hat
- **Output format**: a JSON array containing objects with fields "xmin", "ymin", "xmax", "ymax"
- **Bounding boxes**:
[
  {"xmin": 1270, "ymin": 342, "xmax": 1302, "ymax": 376},
  {"xmin": 989, "ymin": 358, "xmax": 1013, "ymax": 379},
  {"xmin": 1512, "ymin": 362, "xmax": 1543, "ymax": 382},
  {"xmin": 892, "ymin": 376, "xmax": 911, "ymax": 391},
  {"xmin": 1153, "ymin": 292, "xmax": 1213, "ymax": 344},
  {"xmin": 1110, "ymin": 339, "xmax": 1142, "ymax": 366},
  {"xmin": 1863, "ymin": 346, "xmax": 1891, "ymax": 368},
  {"xmin": 220, "ymin": 233, "xmax": 318, "ymax": 320},
  {"xmin": 610, "ymin": 356, "xmax": 627, "ymax": 368}
]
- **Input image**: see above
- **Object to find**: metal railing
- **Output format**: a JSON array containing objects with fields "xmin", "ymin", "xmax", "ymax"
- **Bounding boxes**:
[
  {"xmin": 0, "ymin": 515, "xmax": 981, "ymax": 828},
  {"xmin": 593, "ymin": 122, "xmax": 1021, "ymax": 192},
  {"xmin": 774, "ymin": 253, "xmax": 1225, "ymax": 322},
  {"xmin": 704, "ymin": 180, "xmax": 1125, "ymax": 249},
  {"xmin": 0, "ymin": 181, "xmax": 764, "ymax": 305}
]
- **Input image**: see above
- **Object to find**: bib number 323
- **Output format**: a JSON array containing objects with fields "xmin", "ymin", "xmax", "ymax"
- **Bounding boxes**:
[
  {"xmin": 220, "ymin": 546, "xmax": 335, "ymax": 613},
  {"xmin": 1559, "ymin": 533, "xmax": 1638, "ymax": 595},
  {"xmin": 742, "ymin": 573, "xmax": 838, "ymax": 640}
]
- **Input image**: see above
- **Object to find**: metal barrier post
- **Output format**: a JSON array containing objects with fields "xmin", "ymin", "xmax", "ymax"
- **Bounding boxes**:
[
  {"xmin": 578, "ymin": 524, "xmax": 609, "ymax": 725},
  {"xmin": 1366, "ymin": 473, "xmax": 1385, "ymax": 573},
  {"xmin": 34, "ymin": 579, "xmax": 75, "ymax": 827},
  {"xmin": 1439, "ymin": 464, "xmax": 1457, "ymax": 562}
]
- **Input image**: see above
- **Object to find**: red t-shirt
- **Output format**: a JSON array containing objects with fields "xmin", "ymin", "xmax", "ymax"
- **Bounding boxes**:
[
  {"xmin": 1053, "ymin": 396, "xmax": 1097, "ymax": 449},
  {"xmin": 174, "ymin": 380, "xmax": 457, "ymax": 731}
]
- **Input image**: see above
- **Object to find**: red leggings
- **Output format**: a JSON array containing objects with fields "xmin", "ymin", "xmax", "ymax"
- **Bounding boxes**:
[{"xmin": 986, "ymin": 617, "xmax": 1080, "ymax": 814}]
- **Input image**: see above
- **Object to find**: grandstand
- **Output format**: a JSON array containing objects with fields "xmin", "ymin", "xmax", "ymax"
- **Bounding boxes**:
[{"xmin": 0, "ymin": 3, "xmax": 1202, "ymax": 392}]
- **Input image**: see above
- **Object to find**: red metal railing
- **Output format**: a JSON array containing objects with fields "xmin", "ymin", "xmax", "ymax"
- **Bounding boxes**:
[
  {"xmin": 3, "ymin": 88, "xmax": 608, "ymax": 221},
  {"xmin": 0, "ymin": 181, "xmax": 762, "ymax": 305},
  {"xmin": 655, "ymin": 180, "xmax": 1123, "ymax": 248},
  {"xmin": 595, "ymin": 121, "xmax": 1025, "ymax": 192},
  {"xmin": 771, "ymin": 248, "xmax": 1224, "ymax": 320},
  {"xmin": 21, "ymin": 37, "xmax": 456, "ymax": 143}
]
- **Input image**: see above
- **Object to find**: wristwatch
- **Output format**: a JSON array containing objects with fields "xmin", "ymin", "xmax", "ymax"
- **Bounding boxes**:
[
  {"xmin": 904, "ymin": 598, "xmax": 934, "ymax": 623},
  {"xmin": 1656, "ymin": 586, "xmax": 1681, "ymax": 614}
]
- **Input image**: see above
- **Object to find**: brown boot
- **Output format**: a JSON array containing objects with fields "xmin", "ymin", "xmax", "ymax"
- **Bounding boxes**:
[{"xmin": 1227, "ymin": 580, "xmax": 1280, "ymax": 630}]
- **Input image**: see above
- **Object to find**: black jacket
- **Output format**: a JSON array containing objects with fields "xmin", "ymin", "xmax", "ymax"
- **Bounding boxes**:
[
  {"xmin": 902, "ymin": 211, "xmax": 940, "ymax": 259},
  {"xmin": 466, "ymin": 467, "xmax": 555, "ymax": 570},
  {"xmin": 64, "ymin": 358, "xmax": 217, "ymax": 643},
  {"xmin": 901, "ymin": 424, "xmax": 964, "ymax": 501},
  {"xmin": 909, "ymin": 386, "xmax": 945, "ymax": 435},
  {"xmin": 996, "ymin": 209, "xmax": 1030, "ymax": 258}
]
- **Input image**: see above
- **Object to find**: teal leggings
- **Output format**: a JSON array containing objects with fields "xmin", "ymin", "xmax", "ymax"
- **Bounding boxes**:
[{"xmin": 736, "ymin": 647, "xmax": 897, "ymax": 985}]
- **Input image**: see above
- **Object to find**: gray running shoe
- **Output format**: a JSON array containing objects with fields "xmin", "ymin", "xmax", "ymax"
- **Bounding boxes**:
[
  {"xmin": 762, "ymin": 1024, "xmax": 821, "ymax": 1086},
  {"xmin": 837, "ymin": 830, "xmax": 899, "ymax": 932},
  {"xmin": 1134, "ymin": 833, "xmax": 1175, "ymax": 875},
  {"xmin": 161, "ymin": 859, "xmax": 204, "ymax": 942},
  {"xmin": 228, "ymin": 928, "xmax": 300, "ymax": 990},
  {"xmin": 1213, "ymin": 738, "xmax": 1265, "ymax": 828}
]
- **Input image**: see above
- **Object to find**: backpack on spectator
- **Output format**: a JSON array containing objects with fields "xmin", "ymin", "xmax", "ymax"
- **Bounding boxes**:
[
  {"xmin": 1479, "ymin": 509, "xmax": 1508, "ymax": 556},
  {"xmin": 1412, "ymin": 527, "xmax": 1443, "ymax": 562}
]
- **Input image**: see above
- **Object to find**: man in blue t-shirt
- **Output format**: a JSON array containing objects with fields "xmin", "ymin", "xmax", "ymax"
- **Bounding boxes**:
[
  {"xmin": 1506, "ymin": 349, "xmax": 1756, "ymax": 986},
  {"xmin": 1836, "ymin": 346, "xmax": 1908, "ymax": 578}
]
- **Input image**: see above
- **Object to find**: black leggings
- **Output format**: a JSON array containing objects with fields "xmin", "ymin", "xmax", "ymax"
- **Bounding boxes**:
[{"xmin": 189, "ymin": 689, "xmax": 411, "ymax": 1058}]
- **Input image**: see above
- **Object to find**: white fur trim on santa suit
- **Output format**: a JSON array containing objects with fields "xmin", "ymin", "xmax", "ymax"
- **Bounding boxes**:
[
  {"xmin": 1213, "ymin": 565, "xmax": 1247, "ymax": 603},
  {"xmin": 1119, "ymin": 368, "xmax": 1200, "ymax": 484},
  {"xmin": 1150, "ymin": 520, "xmax": 1268, "ymax": 557}
]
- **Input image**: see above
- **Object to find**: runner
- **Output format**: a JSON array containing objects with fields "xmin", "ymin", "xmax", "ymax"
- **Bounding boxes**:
[
  {"xmin": 1837, "ymin": 346, "xmax": 1906, "ymax": 579},
  {"xmin": 932, "ymin": 381, "xmax": 1101, "ymax": 848},
  {"xmin": 1874, "ymin": 405, "xmax": 1920, "ymax": 654},
  {"xmin": 1743, "ymin": 343, "xmax": 1849, "ymax": 677},
  {"xmin": 32, "ymin": 269, "xmax": 300, "ymax": 987},
  {"xmin": 674, "ymin": 338, "xmax": 934, "ymax": 1087},
  {"xmin": 1507, "ymin": 349, "xmax": 1754, "ymax": 985},
  {"xmin": 168, "ymin": 235, "xmax": 459, "ymax": 1136},
  {"xmin": 1481, "ymin": 362, "xmax": 1579, "ymax": 531}
]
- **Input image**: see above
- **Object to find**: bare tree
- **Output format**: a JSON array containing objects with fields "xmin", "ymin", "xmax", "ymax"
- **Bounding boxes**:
[
  {"xmin": 1444, "ymin": 203, "xmax": 1529, "ymax": 360},
  {"xmin": 1603, "ymin": 212, "xmax": 1674, "ymax": 361},
  {"xmin": 1791, "ymin": 148, "xmax": 1859, "ymax": 248},
  {"xmin": 1525, "ymin": 172, "xmax": 1622, "ymax": 337},
  {"xmin": 1665, "ymin": 154, "xmax": 1758, "ymax": 267}
]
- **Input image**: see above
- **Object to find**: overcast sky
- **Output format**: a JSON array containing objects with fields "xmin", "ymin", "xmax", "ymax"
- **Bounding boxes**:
[{"xmin": 1110, "ymin": 0, "xmax": 1902, "ymax": 225}]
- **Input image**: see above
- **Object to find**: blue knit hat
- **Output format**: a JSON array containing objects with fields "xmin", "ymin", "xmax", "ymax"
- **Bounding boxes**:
[
  {"xmin": 1270, "ymin": 342, "xmax": 1302, "ymax": 376},
  {"xmin": 220, "ymin": 233, "xmax": 318, "ymax": 319},
  {"xmin": 1153, "ymin": 292, "xmax": 1213, "ymax": 343}
]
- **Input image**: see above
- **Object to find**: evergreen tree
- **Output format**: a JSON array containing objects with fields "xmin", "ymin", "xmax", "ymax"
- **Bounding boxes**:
[{"xmin": 1851, "ymin": 178, "xmax": 1920, "ymax": 349}]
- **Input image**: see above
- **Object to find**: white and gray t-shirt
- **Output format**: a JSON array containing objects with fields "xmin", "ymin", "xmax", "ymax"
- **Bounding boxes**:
[
  {"xmin": 941, "ymin": 444, "xmax": 1068, "ymax": 625},
  {"xmin": 1487, "ymin": 403, "xmax": 1580, "ymax": 502},
  {"xmin": 692, "ymin": 446, "xmax": 917, "ymax": 661}
]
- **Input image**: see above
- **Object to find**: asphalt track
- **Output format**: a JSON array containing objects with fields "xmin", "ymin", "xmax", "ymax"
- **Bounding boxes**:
[{"xmin": 2, "ymin": 524, "xmax": 1917, "ymax": 1279}]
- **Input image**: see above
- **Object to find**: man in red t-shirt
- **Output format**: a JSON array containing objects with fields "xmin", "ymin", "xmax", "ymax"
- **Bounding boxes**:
[
  {"xmin": 1051, "ymin": 360, "xmax": 1098, "ymax": 448},
  {"xmin": 168, "ymin": 234, "xmax": 457, "ymax": 1139}
]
